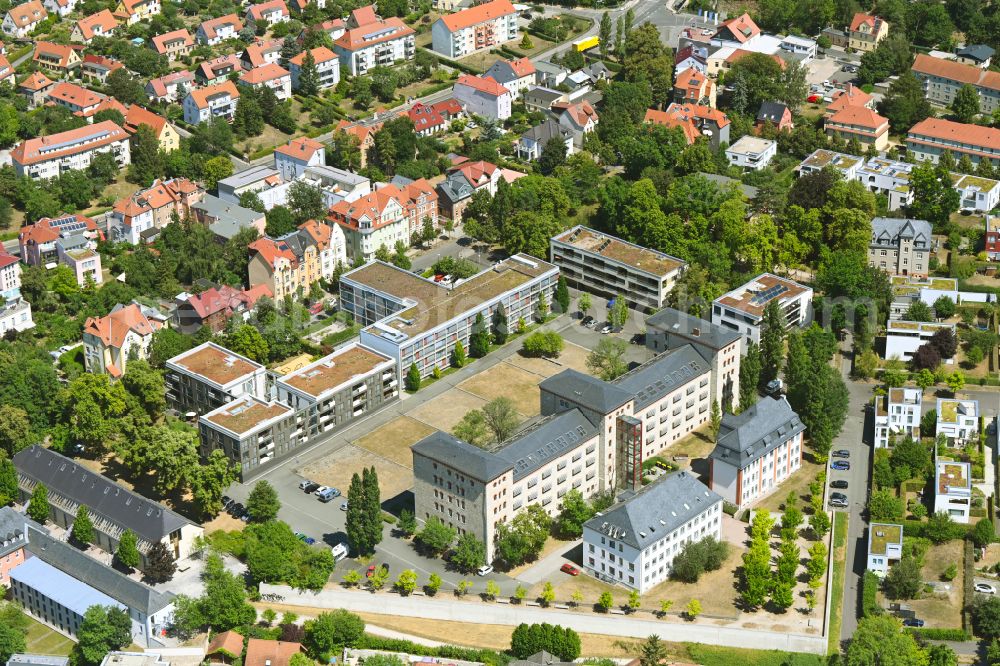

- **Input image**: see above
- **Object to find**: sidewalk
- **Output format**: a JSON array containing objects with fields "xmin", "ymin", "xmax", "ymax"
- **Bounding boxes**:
[{"xmin": 259, "ymin": 584, "xmax": 828, "ymax": 655}]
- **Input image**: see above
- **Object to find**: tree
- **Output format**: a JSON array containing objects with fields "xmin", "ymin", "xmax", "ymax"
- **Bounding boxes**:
[
  {"xmin": 671, "ymin": 536, "xmax": 729, "ymax": 582},
  {"xmin": 144, "ymin": 541, "xmax": 176, "ymax": 583},
  {"xmin": 973, "ymin": 517, "xmax": 996, "ymax": 548},
  {"xmin": 470, "ymin": 312, "xmax": 491, "ymax": 358},
  {"xmin": 247, "ymin": 480, "xmax": 280, "ymax": 522},
  {"xmin": 425, "ymin": 573, "xmax": 442, "ymax": 596},
  {"xmin": 540, "ymin": 582, "xmax": 556, "ymax": 607},
  {"xmin": 586, "ymin": 337, "xmax": 628, "ymax": 381},
  {"xmin": 27, "ymin": 483, "xmax": 48, "ymax": 523},
  {"xmin": 912, "ymin": 343, "xmax": 942, "ymax": 371},
  {"xmin": 739, "ymin": 342, "xmax": 763, "ymax": 411},
  {"xmin": 878, "ymin": 72, "xmax": 932, "ymax": 133},
  {"xmin": 608, "ymin": 294, "xmax": 628, "ymax": 328},
  {"xmin": 71, "ymin": 505, "xmax": 94, "ymax": 545},
  {"xmin": 305, "ymin": 610, "xmax": 365, "ymax": 657},
  {"xmin": 974, "ymin": 596, "xmax": 1000, "ymax": 640},
  {"xmin": 934, "ymin": 295, "xmax": 956, "ymax": 319},
  {"xmin": 598, "ymin": 591, "xmax": 614, "ymax": 612},
  {"xmin": 810, "ymin": 510, "xmax": 831, "ymax": 538},
  {"xmin": 0, "ymin": 457, "xmax": 17, "ymax": 507},
  {"xmin": 869, "ymin": 489, "xmax": 905, "ymax": 522},
  {"xmin": 450, "ymin": 340, "xmax": 467, "ymax": 367},
  {"xmin": 522, "ymin": 330, "xmax": 564, "ymax": 358},
  {"xmin": 416, "ymin": 516, "xmax": 457, "ymax": 555},
  {"xmin": 297, "ymin": 50, "xmax": 320, "ymax": 96},
  {"xmin": 128, "ymin": 124, "xmax": 165, "ymax": 186},
  {"xmin": 233, "ymin": 91, "xmax": 264, "ymax": 137},
  {"xmin": 362, "ymin": 467, "xmax": 382, "ymax": 551},
  {"xmin": 952, "ymin": 83, "xmax": 981, "ymax": 123},
  {"xmin": 947, "ymin": 370, "xmax": 965, "ymax": 394},
  {"xmin": 556, "ymin": 489, "xmax": 595, "ymax": 538},
  {"xmin": 481, "ymin": 397, "xmax": 520, "ymax": 443},
  {"xmin": 639, "ymin": 635, "xmax": 668, "ymax": 666},
  {"xmin": 203, "ymin": 155, "xmax": 234, "ymax": 190},
  {"xmin": 494, "ymin": 505, "xmax": 551, "ymax": 568},
  {"xmin": 484, "ymin": 580, "xmax": 500, "ymax": 600},
  {"xmin": 621, "ymin": 23, "xmax": 674, "ymax": 106},
  {"xmin": 491, "ymin": 303, "xmax": 509, "ymax": 345},
  {"xmin": 398, "ymin": 509, "xmax": 417, "ymax": 536},
  {"xmin": 931, "ymin": 327, "xmax": 958, "ymax": 358},
  {"xmin": 451, "ymin": 532, "xmax": 486, "ymax": 572},
  {"xmin": 406, "ymin": 363, "xmax": 420, "ymax": 391},
  {"xmin": 394, "ymin": 569, "xmax": 417, "ymax": 596},
  {"xmin": 115, "ymin": 529, "xmax": 140, "ymax": 570},
  {"xmin": 75, "ymin": 606, "xmax": 132, "ymax": 665},
  {"xmin": 287, "ymin": 180, "xmax": 327, "ymax": 224},
  {"xmin": 0, "ymin": 620, "xmax": 25, "ymax": 665},
  {"xmin": 759, "ymin": 300, "xmax": 786, "ymax": 386},
  {"xmin": 0, "ymin": 405, "xmax": 31, "ymax": 457},
  {"xmin": 906, "ymin": 300, "xmax": 933, "ymax": 322},
  {"xmin": 555, "ymin": 276, "xmax": 570, "ymax": 314},
  {"xmin": 909, "ymin": 161, "xmax": 961, "ymax": 230},
  {"xmin": 883, "ymin": 556, "xmax": 922, "ymax": 599},
  {"xmin": 510, "ymin": 624, "xmax": 580, "ymax": 662},
  {"xmin": 579, "ymin": 293, "xmax": 592, "ymax": 318},
  {"xmin": 686, "ymin": 598, "xmax": 702, "ymax": 620},
  {"xmin": 846, "ymin": 615, "xmax": 928, "ymax": 666},
  {"xmin": 453, "ymin": 409, "xmax": 489, "ymax": 447},
  {"xmin": 190, "ymin": 449, "xmax": 238, "ymax": 519}
]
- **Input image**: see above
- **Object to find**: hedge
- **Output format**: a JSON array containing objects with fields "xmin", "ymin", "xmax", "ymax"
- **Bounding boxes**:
[
  {"xmin": 899, "ymin": 520, "xmax": 974, "ymax": 540},
  {"xmin": 356, "ymin": 634, "xmax": 510, "ymax": 666},
  {"xmin": 862, "ymin": 571, "xmax": 881, "ymax": 618},
  {"xmin": 417, "ymin": 47, "xmax": 482, "ymax": 74},
  {"xmin": 904, "ymin": 627, "xmax": 971, "ymax": 641}
]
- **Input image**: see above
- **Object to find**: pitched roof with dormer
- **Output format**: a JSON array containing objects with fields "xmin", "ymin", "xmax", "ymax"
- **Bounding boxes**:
[
  {"xmin": 239, "ymin": 62, "xmax": 290, "ymax": 85},
  {"xmin": 74, "ymin": 9, "xmax": 117, "ymax": 40},
  {"xmin": 714, "ymin": 12, "xmax": 759, "ymax": 43},
  {"xmin": 198, "ymin": 13, "xmax": 242, "ymax": 40},
  {"xmin": 187, "ymin": 79, "xmax": 240, "ymax": 109},
  {"xmin": 870, "ymin": 217, "xmax": 932, "ymax": 248},
  {"xmin": 151, "ymin": 28, "xmax": 193, "ymax": 54},
  {"xmin": 329, "ymin": 187, "xmax": 401, "ymax": 230},
  {"xmin": 5, "ymin": 0, "xmax": 46, "ymax": 28},
  {"xmin": 246, "ymin": 0, "xmax": 288, "ymax": 22}
]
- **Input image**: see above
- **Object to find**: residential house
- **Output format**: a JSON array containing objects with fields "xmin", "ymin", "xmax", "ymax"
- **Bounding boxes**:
[
  {"xmin": 848, "ymin": 13, "xmax": 888, "ymax": 52},
  {"xmin": 906, "ymin": 118, "xmax": 1000, "ymax": 167},
  {"xmin": 274, "ymin": 136, "xmax": 325, "ymax": 181},
  {"xmin": 674, "ymin": 44, "xmax": 707, "ymax": 74},
  {"xmin": 516, "ymin": 119, "xmax": 573, "ymax": 161},
  {"xmin": 874, "ymin": 387, "xmax": 923, "ymax": 448},
  {"xmin": 245, "ymin": 0, "xmax": 288, "ymax": 28},
  {"xmin": 554, "ymin": 100, "xmax": 598, "ymax": 147},
  {"xmin": 110, "ymin": 177, "xmax": 203, "ymax": 243},
  {"xmin": 43, "ymin": 0, "xmax": 75, "ymax": 18},
  {"xmin": 298, "ymin": 218, "xmax": 345, "ymax": 282},
  {"xmin": 856, "ymin": 157, "xmax": 914, "ymax": 210},
  {"xmin": 9, "ymin": 525, "xmax": 176, "ymax": 646},
  {"xmin": 779, "ymin": 34, "xmax": 816, "ymax": 61},
  {"xmin": 0, "ymin": 54, "xmax": 13, "ymax": 87},
  {"xmin": 183, "ymin": 80, "xmax": 240, "ymax": 125},
  {"xmin": 19, "ymin": 214, "xmax": 101, "ymax": 268},
  {"xmin": 987, "ymin": 216, "xmax": 1000, "ymax": 261},
  {"xmin": 314, "ymin": 18, "xmax": 345, "ymax": 42},
  {"xmin": 824, "ymin": 105, "xmax": 890, "ymax": 151},
  {"xmin": 710, "ymin": 395, "xmax": 805, "ymax": 509},
  {"xmin": 174, "ymin": 284, "xmax": 271, "ymax": 334},
  {"xmin": 756, "ymin": 101, "xmax": 792, "ymax": 132},
  {"xmin": 114, "ymin": 0, "xmax": 160, "ymax": 24},
  {"xmin": 238, "ymin": 63, "xmax": 291, "ymax": 101},
  {"xmin": 452, "ymin": 74, "xmax": 511, "ymax": 120},
  {"xmin": 0, "ymin": 507, "xmax": 39, "ymax": 587},
  {"xmin": 13, "ymin": 445, "xmax": 203, "ymax": 563},
  {"xmin": 645, "ymin": 104, "xmax": 731, "ymax": 149},
  {"xmin": 953, "ymin": 173, "xmax": 1000, "ymax": 212},
  {"xmin": 72, "ymin": 9, "xmax": 117, "ymax": 42},
  {"xmin": 533, "ymin": 60, "xmax": 568, "ymax": 88},
  {"xmin": 33, "ymin": 41, "xmax": 81, "ymax": 74},
  {"xmin": 18, "ymin": 72, "xmax": 53, "ymax": 108},
  {"xmin": 217, "ymin": 165, "xmax": 288, "ymax": 210},
  {"xmin": 164, "ymin": 341, "xmax": 267, "ymax": 415},
  {"xmin": 408, "ymin": 102, "xmax": 447, "ymax": 136},
  {"xmin": 885, "ymin": 321, "xmax": 955, "ymax": 361},
  {"xmin": 289, "ymin": 46, "xmax": 339, "ymax": 90},
  {"xmin": 0, "ymin": 250, "xmax": 20, "ymax": 301},
  {"xmin": 59, "ymin": 242, "xmax": 103, "ymax": 286},
  {"xmin": 80, "ymin": 54, "xmax": 123, "ymax": 84},
  {"xmin": 196, "ymin": 13, "xmax": 242, "ymax": 45},
  {"xmin": 151, "ymin": 28, "xmax": 193, "ymax": 60},
  {"xmin": 435, "ymin": 159, "xmax": 506, "ymax": 222},
  {"xmin": 0, "ymin": 298, "xmax": 33, "ymax": 334},
  {"xmin": 711, "ymin": 12, "xmax": 761, "ymax": 48},
  {"xmin": 712, "ymin": 273, "xmax": 813, "ymax": 348},
  {"xmin": 726, "ymin": 136, "xmax": 777, "ymax": 170},
  {"xmin": 796, "ymin": 149, "xmax": 863, "ymax": 179},
  {"xmin": 673, "ymin": 67, "xmax": 715, "ymax": 107},
  {"xmin": 196, "ymin": 53, "xmax": 242, "ymax": 84},
  {"xmin": 911, "ymin": 54, "xmax": 1000, "ymax": 115},
  {"xmin": 248, "ymin": 223, "xmax": 346, "ymax": 300},
  {"xmin": 868, "ymin": 217, "xmax": 932, "ymax": 277},
  {"xmin": 295, "ymin": 165, "xmax": 370, "ymax": 208},
  {"xmin": 207, "ymin": 632, "xmax": 245, "ymax": 665},
  {"xmin": 551, "ymin": 226, "xmax": 686, "ymax": 311},
  {"xmin": 934, "ymin": 460, "xmax": 972, "ymax": 523},
  {"xmin": 123, "ymin": 105, "xmax": 181, "ymax": 153},
  {"xmin": 957, "ymin": 44, "xmax": 994, "ymax": 68},
  {"xmin": 12, "ymin": 121, "xmax": 130, "ymax": 180},
  {"xmin": 328, "ymin": 186, "xmax": 407, "ymax": 263},
  {"xmin": 483, "ymin": 57, "xmax": 535, "ymax": 99},
  {"xmin": 146, "ymin": 70, "xmax": 195, "ymax": 104},
  {"xmin": 821, "ymin": 26, "xmax": 849, "ymax": 48},
  {"xmin": 46, "ymin": 81, "xmax": 104, "ymax": 119},
  {"xmin": 333, "ymin": 5, "xmax": 415, "ymax": 75},
  {"xmin": 936, "ymin": 398, "xmax": 979, "ymax": 444},
  {"xmin": 192, "ymin": 195, "xmax": 267, "ymax": 240},
  {"xmin": 383, "ymin": 176, "xmax": 438, "ymax": 236},
  {"xmin": 240, "ymin": 38, "xmax": 281, "ymax": 69},
  {"xmin": 82, "ymin": 301, "xmax": 166, "ymax": 376},
  {"xmin": 825, "ymin": 83, "xmax": 874, "ymax": 117},
  {"xmin": 431, "ymin": 0, "xmax": 517, "ymax": 58},
  {"xmin": 333, "ymin": 121, "xmax": 377, "ymax": 168},
  {"xmin": 243, "ymin": 641, "xmax": 302, "ymax": 666},
  {"xmin": 867, "ymin": 523, "xmax": 903, "ymax": 576},
  {"xmin": 2, "ymin": 0, "xmax": 46, "ymax": 38},
  {"xmin": 582, "ymin": 472, "xmax": 722, "ymax": 593}
]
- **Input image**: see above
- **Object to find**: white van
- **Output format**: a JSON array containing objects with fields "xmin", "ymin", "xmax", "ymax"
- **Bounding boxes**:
[
  {"xmin": 316, "ymin": 487, "xmax": 337, "ymax": 502},
  {"xmin": 331, "ymin": 543, "xmax": 348, "ymax": 561}
]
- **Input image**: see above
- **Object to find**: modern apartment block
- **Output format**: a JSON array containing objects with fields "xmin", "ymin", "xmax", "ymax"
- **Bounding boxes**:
[
  {"xmin": 934, "ymin": 460, "xmax": 971, "ymax": 523},
  {"xmin": 333, "ymin": 5, "xmax": 415, "ymax": 75},
  {"xmin": 13, "ymin": 445, "xmax": 203, "ymax": 564},
  {"xmin": 868, "ymin": 217, "xmax": 932, "ymax": 277},
  {"xmin": 581, "ymin": 472, "xmax": 722, "ymax": 592},
  {"xmin": 199, "ymin": 396, "xmax": 297, "ymax": 477},
  {"xmin": 867, "ymin": 523, "xmax": 902, "ymax": 576},
  {"xmin": 164, "ymin": 341, "xmax": 268, "ymax": 415},
  {"xmin": 709, "ymin": 396, "xmax": 805, "ymax": 509},
  {"xmin": 953, "ymin": 173, "xmax": 1000, "ymax": 212},
  {"xmin": 885, "ymin": 321, "xmax": 955, "ymax": 361},
  {"xmin": 936, "ymin": 398, "xmax": 979, "ymax": 445},
  {"xmin": 796, "ymin": 149, "xmax": 863, "ymax": 180},
  {"xmin": 341, "ymin": 255, "xmax": 558, "ymax": 378},
  {"xmin": 874, "ymin": 387, "xmax": 922, "ymax": 448},
  {"xmin": 550, "ymin": 226, "xmax": 686, "ymax": 311},
  {"xmin": 906, "ymin": 118, "xmax": 1000, "ymax": 167},
  {"xmin": 911, "ymin": 54, "xmax": 1000, "ymax": 114},
  {"xmin": 431, "ymin": 0, "xmax": 517, "ymax": 58},
  {"xmin": 711, "ymin": 273, "xmax": 813, "ymax": 348},
  {"xmin": 12, "ymin": 120, "xmax": 130, "ymax": 180},
  {"xmin": 289, "ymin": 47, "xmax": 339, "ymax": 90},
  {"xmin": 856, "ymin": 157, "xmax": 915, "ymax": 211}
]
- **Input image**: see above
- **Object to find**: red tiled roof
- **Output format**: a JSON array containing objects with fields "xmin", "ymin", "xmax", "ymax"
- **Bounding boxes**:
[
  {"xmin": 6, "ymin": 0, "xmax": 46, "ymax": 28},
  {"xmin": 47, "ymin": 81, "xmax": 103, "ymax": 110},
  {"xmin": 507, "ymin": 56, "xmax": 534, "ymax": 77},
  {"xmin": 0, "ymin": 251, "xmax": 19, "ymax": 270},
  {"xmin": 643, "ymin": 108, "xmax": 698, "ymax": 143},
  {"xmin": 274, "ymin": 136, "xmax": 323, "ymax": 160},
  {"xmin": 349, "ymin": 4, "xmax": 377, "ymax": 25},
  {"xmin": 152, "ymin": 28, "xmax": 193, "ymax": 53},
  {"xmin": 187, "ymin": 80, "xmax": 240, "ymax": 109},
  {"xmin": 33, "ymin": 41, "xmax": 77, "ymax": 68},
  {"xmin": 825, "ymin": 84, "xmax": 872, "ymax": 114},
  {"xmin": 198, "ymin": 53, "xmax": 242, "ymax": 81},
  {"xmin": 244, "ymin": 640, "xmax": 302, "ymax": 666},
  {"xmin": 912, "ymin": 53, "xmax": 1000, "ymax": 92},
  {"xmin": 82, "ymin": 54, "xmax": 123, "ymax": 73},
  {"xmin": 334, "ymin": 16, "xmax": 413, "ymax": 51},
  {"xmin": 297, "ymin": 219, "xmax": 331, "ymax": 249},
  {"xmin": 146, "ymin": 70, "xmax": 193, "ymax": 97},
  {"xmin": 409, "ymin": 102, "xmax": 445, "ymax": 131},
  {"xmin": 455, "ymin": 74, "xmax": 508, "ymax": 97},
  {"xmin": 19, "ymin": 71, "xmax": 53, "ymax": 91},
  {"xmin": 75, "ymin": 9, "xmax": 117, "ymax": 39},
  {"xmin": 123, "ymin": 105, "xmax": 168, "ymax": 135},
  {"xmin": 908, "ymin": 117, "xmax": 1000, "ymax": 150},
  {"xmin": 240, "ymin": 62, "xmax": 289, "ymax": 84},
  {"xmin": 440, "ymin": 0, "xmax": 515, "ymax": 32},
  {"xmin": 716, "ymin": 12, "xmax": 759, "ymax": 43},
  {"xmin": 826, "ymin": 104, "xmax": 888, "ymax": 129},
  {"xmin": 849, "ymin": 12, "xmax": 879, "ymax": 31},
  {"xmin": 247, "ymin": 0, "xmax": 288, "ymax": 21},
  {"xmin": 329, "ymin": 187, "xmax": 401, "ymax": 230},
  {"xmin": 83, "ymin": 303, "xmax": 163, "ymax": 349},
  {"xmin": 207, "ymin": 631, "xmax": 245, "ymax": 659},
  {"xmin": 199, "ymin": 13, "xmax": 242, "ymax": 40},
  {"xmin": 431, "ymin": 98, "xmax": 463, "ymax": 116},
  {"xmin": 289, "ymin": 46, "xmax": 337, "ymax": 65},
  {"xmin": 19, "ymin": 214, "xmax": 98, "ymax": 246}
]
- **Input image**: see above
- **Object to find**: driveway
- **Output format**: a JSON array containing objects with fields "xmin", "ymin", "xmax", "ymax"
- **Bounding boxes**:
[{"xmin": 515, "ymin": 539, "xmax": 582, "ymax": 585}]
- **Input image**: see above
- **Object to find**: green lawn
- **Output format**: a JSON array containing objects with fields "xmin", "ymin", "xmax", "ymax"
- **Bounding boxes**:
[
  {"xmin": 684, "ymin": 644, "xmax": 827, "ymax": 666},
  {"xmin": 828, "ymin": 511, "xmax": 848, "ymax": 655},
  {"xmin": 25, "ymin": 615, "xmax": 75, "ymax": 656}
]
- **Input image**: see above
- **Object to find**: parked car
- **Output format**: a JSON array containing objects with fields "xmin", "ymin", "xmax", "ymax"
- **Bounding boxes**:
[
  {"xmin": 331, "ymin": 543, "xmax": 349, "ymax": 561},
  {"xmin": 581, "ymin": 315, "xmax": 594, "ymax": 327},
  {"xmin": 366, "ymin": 564, "xmax": 377, "ymax": 578},
  {"xmin": 830, "ymin": 497, "xmax": 848, "ymax": 508},
  {"xmin": 221, "ymin": 495, "xmax": 232, "ymax": 507},
  {"xmin": 832, "ymin": 449, "xmax": 850, "ymax": 458},
  {"xmin": 328, "ymin": 488, "xmax": 341, "ymax": 498},
  {"xmin": 830, "ymin": 492, "xmax": 848, "ymax": 502},
  {"xmin": 340, "ymin": 501, "xmax": 349, "ymax": 511},
  {"xmin": 314, "ymin": 485, "xmax": 331, "ymax": 496},
  {"xmin": 765, "ymin": 379, "xmax": 783, "ymax": 397},
  {"xmin": 476, "ymin": 565, "xmax": 493, "ymax": 576},
  {"xmin": 560, "ymin": 563, "xmax": 580, "ymax": 576},
  {"xmin": 976, "ymin": 582, "xmax": 997, "ymax": 594},
  {"xmin": 901, "ymin": 618, "xmax": 924, "ymax": 627},
  {"xmin": 831, "ymin": 460, "xmax": 850, "ymax": 470},
  {"xmin": 830, "ymin": 480, "xmax": 849, "ymax": 489},
  {"xmin": 317, "ymin": 487, "xmax": 337, "ymax": 502},
  {"xmin": 300, "ymin": 480, "xmax": 319, "ymax": 492},
  {"xmin": 599, "ymin": 323, "xmax": 613, "ymax": 334}
]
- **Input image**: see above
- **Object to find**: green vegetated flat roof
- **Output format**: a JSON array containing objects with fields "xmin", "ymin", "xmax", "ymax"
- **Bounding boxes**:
[
  {"xmin": 940, "ymin": 400, "xmax": 959, "ymax": 422},
  {"xmin": 890, "ymin": 321, "xmax": 920, "ymax": 330},
  {"xmin": 870, "ymin": 523, "xmax": 903, "ymax": 555}
]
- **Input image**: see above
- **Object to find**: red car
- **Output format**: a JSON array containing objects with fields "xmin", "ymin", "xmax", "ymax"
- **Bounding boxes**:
[
  {"xmin": 560, "ymin": 563, "xmax": 580, "ymax": 576},
  {"xmin": 807, "ymin": 94, "xmax": 820, "ymax": 103},
  {"xmin": 366, "ymin": 564, "xmax": 377, "ymax": 578}
]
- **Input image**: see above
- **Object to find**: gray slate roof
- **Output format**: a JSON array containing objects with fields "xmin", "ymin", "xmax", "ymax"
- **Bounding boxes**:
[
  {"xmin": 494, "ymin": 409, "xmax": 596, "ymax": 481},
  {"xmin": 613, "ymin": 344, "xmax": 709, "ymax": 411},
  {"xmin": 24, "ymin": 525, "xmax": 175, "ymax": 615},
  {"xmin": 520, "ymin": 119, "xmax": 571, "ymax": 145},
  {"xmin": 0, "ymin": 506, "xmax": 46, "ymax": 558},
  {"xmin": 437, "ymin": 170, "xmax": 475, "ymax": 204},
  {"xmin": 711, "ymin": 395, "xmax": 805, "ymax": 468},
  {"xmin": 757, "ymin": 101, "xmax": 788, "ymax": 124},
  {"xmin": 217, "ymin": 165, "xmax": 279, "ymax": 191},
  {"xmin": 194, "ymin": 195, "xmax": 263, "ymax": 231},
  {"xmin": 870, "ymin": 217, "xmax": 932, "ymax": 248},
  {"xmin": 583, "ymin": 471, "xmax": 721, "ymax": 550},
  {"xmin": 957, "ymin": 44, "xmax": 994, "ymax": 62},
  {"xmin": 14, "ymin": 445, "xmax": 194, "ymax": 544},
  {"xmin": 646, "ymin": 308, "xmax": 740, "ymax": 352},
  {"xmin": 539, "ymin": 369, "xmax": 633, "ymax": 415},
  {"xmin": 411, "ymin": 431, "xmax": 513, "ymax": 482}
]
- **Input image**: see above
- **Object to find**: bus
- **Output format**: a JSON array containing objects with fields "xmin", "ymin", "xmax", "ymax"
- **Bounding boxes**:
[{"xmin": 573, "ymin": 36, "xmax": 599, "ymax": 52}]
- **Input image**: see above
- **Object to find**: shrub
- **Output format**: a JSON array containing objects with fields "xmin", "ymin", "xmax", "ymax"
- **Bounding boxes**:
[
  {"xmin": 862, "ymin": 571, "xmax": 881, "ymax": 617},
  {"xmin": 521, "ymin": 330, "xmax": 564, "ymax": 358}
]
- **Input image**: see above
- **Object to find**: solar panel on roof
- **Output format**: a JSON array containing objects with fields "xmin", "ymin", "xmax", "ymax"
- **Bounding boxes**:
[
  {"xmin": 749, "ymin": 283, "xmax": 788, "ymax": 305},
  {"xmin": 39, "ymin": 129, "xmax": 111, "ymax": 154}
]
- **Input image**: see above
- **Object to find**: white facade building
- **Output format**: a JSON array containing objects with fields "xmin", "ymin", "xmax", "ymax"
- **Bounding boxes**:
[
  {"xmin": 431, "ymin": 0, "xmax": 517, "ymax": 58},
  {"xmin": 452, "ymin": 74, "xmax": 512, "ymax": 120},
  {"xmin": 857, "ymin": 158, "xmax": 915, "ymax": 211},
  {"xmin": 874, "ymin": 387, "xmax": 922, "ymax": 449},
  {"xmin": 725, "ymin": 136, "xmax": 777, "ymax": 170},
  {"xmin": 182, "ymin": 81, "xmax": 239, "ymax": 125},
  {"xmin": 289, "ymin": 47, "xmax": 339, "ymax": 90},
  {"xmin": 216, "ymin": 166, "xmax": 290, "ymax": 210},
  {"xmin": 709, "ymin": 396, "xmax": 805, "ymax": 509},
  {"xmin": 934, "ymin": 460, "xmax": 971, "ymax": 523},
  {"xmin": 0, "ymin": 299, "xmax": 34, "ymax": 335},
  {"xmin": 867, "ymin": 523, "xmax": 903, "ymax": 577},
  {"xmin": 936, "ymin": 398, "xmax": 979, "ymax": 445},
  {"xmin": 582, "ymin": 472, "xmax": 723, "ymax": 593},
  {"xmin": 884, "ymin": 321, "xmax": 955, "ymax": 361},
  {"xmin": 712, "ymin": 273, "xmax": 813, "ymax": 349},
  {"xmin": 11, "ymin": 121, "xmax": 130, "ymax": 180},
  {"xmin": 273, "ymin": 136, "xmax": 326, "ymax": 181}
]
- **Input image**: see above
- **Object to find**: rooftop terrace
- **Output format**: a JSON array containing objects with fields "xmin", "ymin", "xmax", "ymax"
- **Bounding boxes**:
[
  {"xmin": 869, "ymin": 523, "xmax": 903, "ymax": 555},
  {"xmin": 553, "ymin": 226, "xmax": 684, "ymax": 277},
  {"xmin": 168, "ymin": 342, "xmax": 263, "ymax": 386},
  {"xmin": 204, "ymin": 396, "xmax": 291, "ymax": 435},
  {"xmin": 278, "ymin": 345, "xmax": 392, "ymax": 398}
]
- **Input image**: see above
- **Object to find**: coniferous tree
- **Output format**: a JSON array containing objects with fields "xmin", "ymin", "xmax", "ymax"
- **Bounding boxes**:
[
  {"xmin": 405, "ymin": 362, "xmax": 420, "ymax": 391},
  {"xmin": 115, "ymin": 529, "xmax": 140, "ymax": 570},
  {"xmin": 345, "ymin": 472, "xmax": 370, "ymax": 555},
  {"xmin": 555, "ymin": 276, "xmax": 570, "ymax": 314},
  {"xmin": 362, "ymin": 466, "xmax": 382, "ymax": 550},
  {"xmin": 492, "ymin": 303, "xmax": 508, "ymax": 345},
  {"xmin": 0, "ymin": 456, "xmax": 16, "ymax": 506},
  {"xmin": 470, "ymin": 312, "xmax": 491, "ymax": 357},
  {"xmin": 27, "ymin": 483, "xmax": 49, "ymax": 523},
  {"xmin": 739, "ymin": 342, "xmax": 763, "ymax": 412},
  {"xmin": 759, "ymin": 300, "xmax": 786, "ymax": 386},
  {"xmin": 297, "ymin": 50, "xmax": 320, "ymax": 96},
  {"xmin": 144, "ymin": 541, "xmax": 176, "ymax": 583},
  {"xmin": 71, "ymin": 505, "xmax": 94, "ymax": 545}
]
